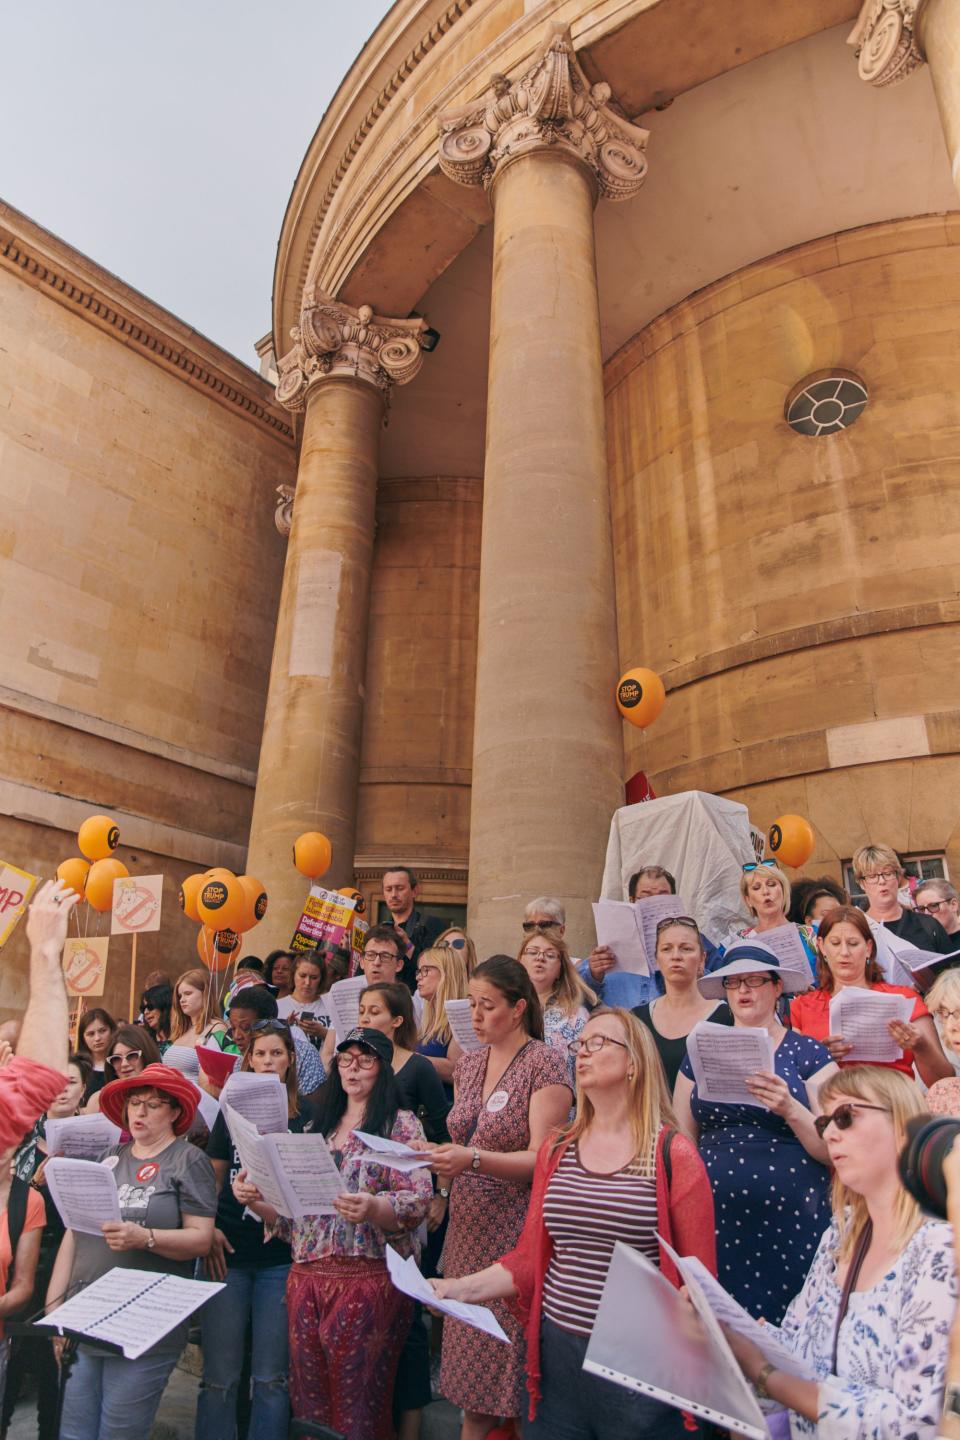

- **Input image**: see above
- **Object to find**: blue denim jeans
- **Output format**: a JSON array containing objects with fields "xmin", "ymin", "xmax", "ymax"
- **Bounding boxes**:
[
  {"xmin": 59, "ymin": 1343, "xmax": 179, "ymax": 1440},
  {"xmin": 195, "ymin": 1261, "xmax": 290, "ymax": 1440}
]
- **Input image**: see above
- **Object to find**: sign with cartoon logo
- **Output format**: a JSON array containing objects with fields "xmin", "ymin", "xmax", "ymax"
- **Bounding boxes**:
[
  {"xmin": 62, "ymin": 937, "xmax": 109, "ymax": 997},
  {"xmin": 111, "ymin": 874, "xmax": 163, "ymax": 935}
]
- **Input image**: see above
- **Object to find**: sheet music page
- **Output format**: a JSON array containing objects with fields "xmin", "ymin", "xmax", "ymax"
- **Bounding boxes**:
[
  {"xmin": 44, "ymin": 1158, "xmax": 121, "ymax": 1236},
  {"xmin": 222, "ymin": 1105, "xmax": 293, "ymax": 1217},
  {"xmin": 352, "ymin": 1130, "xmax": 432, "ymax": 1173},
  {"xmin": 750, "ymin": 923, "xmax": 810, "ymax": 979},
  {"xmin": 219, "ymin": 1073, "xmax": 288, "ymax": 1134},
  {"xmin": 686, "ymin": 1022, "xmax": 775, "ymax": 1107},
  {"xmin": 385, "ymin": 1247, "xmax": 509, "ymax": 1341},
  {"xmin": 634, "ymin": 895, "xmax": 692, "ymax": 971},
  {"xmin": 43, "ymin": 1115, "xmax": 122, "ymax": 1161},
  {"xmin": 444, "ymin": 999, "xmax": 483, "ymax": 1052},
  {"xmin": 327, "ymin": 975, "xmax": 368, "ymax": 1043},
  {"xmin": 828, "ymin": 988, "xmax": 914, "ymax": 1062},
  {"xmin": 35, "ymin": 1268, "xmax": 224, "ymax": 1359},
  {"xmin": 263, "ymin": 1132, "xmax": 343, "ymax": 1216},
  {"xmin": 592, "ymin": 900, "xmax": 649, "ymax": 975}
]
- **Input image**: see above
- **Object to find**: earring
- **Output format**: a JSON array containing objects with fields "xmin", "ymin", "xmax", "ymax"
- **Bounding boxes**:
[{"xmin": 627, "ymin": 1071, "xmax": 635, "ymax": 1080}]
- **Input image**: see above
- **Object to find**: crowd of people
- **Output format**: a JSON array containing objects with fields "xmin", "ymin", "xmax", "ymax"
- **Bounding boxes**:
[{"xmin": 2, "ymin": 847, "xmax": 960, "ymax": 1440}]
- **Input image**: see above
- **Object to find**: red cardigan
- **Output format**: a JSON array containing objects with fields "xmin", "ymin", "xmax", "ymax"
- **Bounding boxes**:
[{"xmin": 499, "ymin": 1126, "xmax": 717, "ymax": 1421}]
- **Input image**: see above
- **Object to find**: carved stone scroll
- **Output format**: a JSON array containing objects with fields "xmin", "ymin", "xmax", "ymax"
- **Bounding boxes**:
[
  {"xmin": 275, "ymin": 294, "xmax": 428, "ymax": 413},
  {"xmin": 847, "ymin": 0, "xmax": 927, "ymax": 87}
]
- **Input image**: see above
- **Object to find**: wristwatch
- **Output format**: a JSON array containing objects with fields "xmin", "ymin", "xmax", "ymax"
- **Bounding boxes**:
[
  {"xmin": 943, "ymin": 1383, "xmax": 960, "ymax": 1418},
  {"xmin": 754, "ymin": 1362, "xmax": 777, "ymax": 1400},
  {"xmin": 438, "ymin": 1187, "xmax": 450, "ymax": 1199},
  {"xmin": 471, "ymin": 1147, "xmax": 482, "ymax": 1172},
  {"xmin": 144, "ymin": 1227, "xmax": 157, "ymax": 1250}
]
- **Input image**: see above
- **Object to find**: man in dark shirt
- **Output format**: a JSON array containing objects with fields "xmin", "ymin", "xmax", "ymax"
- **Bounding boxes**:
[{"xmin": 381, "ymin": 866, "xmax": 447, "ymax": 990}]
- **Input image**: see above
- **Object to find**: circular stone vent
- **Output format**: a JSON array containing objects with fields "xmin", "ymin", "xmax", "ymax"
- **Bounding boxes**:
[{"xmin": 785, "ymin": 371, "xmax": 868, "ymax": 437}]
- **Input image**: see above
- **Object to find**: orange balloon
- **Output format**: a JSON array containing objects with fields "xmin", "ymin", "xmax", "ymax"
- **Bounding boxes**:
[
  {"xmin": 235, "ymin": 874, "xmax": 268, "ymax": 932},
  {"xmin": 767, "ymin": 814, "xmax": 816, "ymax": 868},
  {"xmin": 179, "ymin": 873, "xmax": 206, "ymax": 923},
  {"xmin": 293, "ymin": 831, "xmax": 332, "ymax": 879},
  {"xmin": 197, "ymin": 875, "xmax": 246, "ymax": 932},
  {"xmin": 77, "ymin": 815, "xmax": 120, "ymax": 862},
  {"xmin": 57, "ymin": 857, "xmax": 90, "ymax": 901},
  {"xmin": 616, "ymin": 668, "xmax": 666, "ymax": 729},
  {"xmin": 197, "ymin": 925, "xmax": 241, "ymax": 973},
  {"xmin": 339, "ymin": 886, "xmax": 366, "ymax": 916},
  {"xmin": 86, "ymin": 856, "xmax": 130, "ymax": 912}
]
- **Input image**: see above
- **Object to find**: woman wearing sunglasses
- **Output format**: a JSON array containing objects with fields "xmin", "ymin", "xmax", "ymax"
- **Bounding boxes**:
[
  {"xmin": 674, "ymin": 943, "xmax": 837, "ymax": 1323},
  {"xmin": 722, "ymin": 1066, "xmax": 957, "ymax": 1438},
  {"xmin": 429, "ymin": 1008, "xmax": 715, "ymax": 1438},
  {"xmin": 83, "ymin": 1024, "xmax": 162, "ymax": 1116},
  {"xmin": 633, "ymin": 918, "xmax": 733, "ymax": 1092},
  {"xmin": 790, "ymin": 906, "xmax": 951, "ymax": 1087},
  {"xmin": 735, "ymin": 862, "xmax": 818, "ymax": 980},
  {"xmin": 437, "ymin": 926, "xmax": 478, "ymax": 976}
]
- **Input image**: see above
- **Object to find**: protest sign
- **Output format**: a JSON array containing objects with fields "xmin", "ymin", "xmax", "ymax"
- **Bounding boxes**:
[
  {"xmin": 62, "ymin": 937, "xmax": 109, "ymax": 997},
  {"xmin": 111, "ymin": 875, "xmax": 163, "ymax": 935},
  {"xmin": 0, "ymin": 860, "xmax": 39, "ymax": 950},
  {"xmin": 290, "ymin": 885, "xmax": 357, "ymax": 953}
]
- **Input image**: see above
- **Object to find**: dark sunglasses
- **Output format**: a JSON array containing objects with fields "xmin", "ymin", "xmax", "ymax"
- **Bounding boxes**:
[
  {"xmin": 251, "ymin": 1020, "xmax": 291, "ymax": 1033},
  {"xmin": 441, "ymin": 937, "xmax": 467, "ymax": 949},
  {"xmin": 522, "ymin": 920, "xmax": 558, "ymax": 932},
  {"xmin": 813, "ymin": 1101, "xmax": 890, "ymax": 1139},
  {"xmin": 743, "ymin": 860, "xmax": 778, "ymax": 873}
]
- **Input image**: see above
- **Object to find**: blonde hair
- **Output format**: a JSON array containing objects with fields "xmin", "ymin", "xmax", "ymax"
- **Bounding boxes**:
[
  {"xmin": 740, "ymin": 864, "xmax": 791, "ymax": 918},
  {"xmin": 436, "ymin": 927, "xmax": 478, "ymax": 976},
  {"xmin": 553, "ymin": 1008, "xmax": 674, "ymax": 1168},
  {"xmin": 817, "ymin": 1066, "xmax": 927, "ymax": 1262},
  {"xmin": 925, "ymin": 969, "xmax": 960, "ymax": 1050},
  {"xmin": 418, "ymin": 946, "xmax": 469, "ymax": 1047},
  {"xmin": 517, "ymin": 927, "xmax": 596, "ymax": 1017},
  {"xmin": 852, "ymin": 844, "xmax": 903, "ymax": 882},
  {"xmin": 170, "ymin": 967, "xmax": 217, "ymax": 1041}
]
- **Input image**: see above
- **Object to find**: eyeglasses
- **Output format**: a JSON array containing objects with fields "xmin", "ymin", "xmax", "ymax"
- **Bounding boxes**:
[
  {"xmin": 522, "ymin": 920, "xmax": 558, "ymax": 932},
  {"xmin": 337, "ymin": 1052, "xmax": 378, "ymax": 1071},
  {"xmin": 916, "ymin": 899, "xmax": 949, "ymax": 915},
  {"xmin": 721, "ymin": 974, "xmax": 774, "ymax": 990},
  {"xmin": 813, "ymin": 1102, "xmax": 890, "ymax": 1139},
  {"xmin": 568, "ymin": 1034, "xmax": 629, "ymax": 1056},
  {"xmin": 937, "ymin": 1007, "xmax": 960, "ymax": 1023},
  {"xmin": 742, "ymin": 861, "xmax": 778, "ymax": 873},
  {"xmin": 655, "ymin": 916, "xmax": 699, "ymax": 933},
  {"xmin": 107, "ymin": 1050, "xmax": 142, "ymax": 1066},
  {"xmin": 415, "ymin": 965, "xmax": 440, "ymax": 978},
  {"xmin": 524, "ymin": 949, "xmax": 560, "ymax": 962},
  {"xmin": 364, "ymin": 949, "xmax": 399, "ymax": 963},
  {"xmin": 861, "ymin": 870, "xmax": 898, "ymax": 885},
  {"xmin": 126, "ymin": 1097, "xmax": 173, "ymax": 1113},
  {"xmin": 441, "ymin": 937, "xmax": 467, "ymax": 950}
]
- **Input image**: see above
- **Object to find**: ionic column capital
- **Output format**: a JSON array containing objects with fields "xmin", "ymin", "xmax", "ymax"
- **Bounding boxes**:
[
  {"xmin": 437, "ymin": 26, "xmax": 649, "ymax": 202},
  {"xmin": 275, "ymin": 292, "xmax": 429, "ymax": 413},
  {"xmin": 847, "ymin": 0, "xmax": 927, "ymax": 87}
]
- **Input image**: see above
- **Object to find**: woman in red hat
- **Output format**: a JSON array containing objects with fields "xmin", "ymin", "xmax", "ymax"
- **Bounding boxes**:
[{"xmin": 45, "ymin": 1063, "xmax": 218, "ymax": 1440}]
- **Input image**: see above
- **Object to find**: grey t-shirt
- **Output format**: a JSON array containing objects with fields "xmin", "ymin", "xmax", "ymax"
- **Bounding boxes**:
[{"xmin": 68, "ymin": 1137, "xmax": 217, "ymax": 1352}]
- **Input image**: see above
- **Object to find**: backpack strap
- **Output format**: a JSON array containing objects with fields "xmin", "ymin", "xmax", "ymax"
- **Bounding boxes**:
[
  {"xmin": 662, "ymin": 1126, "xmax": 675, "ymax": 1189},
  {"xmin": 6, "ymin": 1175, "xmax": 30, "ymax": 1287}
]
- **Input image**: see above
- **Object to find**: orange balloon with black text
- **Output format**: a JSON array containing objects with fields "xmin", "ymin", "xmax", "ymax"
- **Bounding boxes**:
[
  {"xmin": 57, "ymin": 857, "xmax": 90, "ymax": 901},
  {"xmin": 615, "ymin": 669, "xmax": 666, "ymax": 729},
  {"xmin": 77, "ymin": 815, "xmax": 120, "ymax": 862},
  {"xmin": 179, "ymin": 873, "xmax": 206, "ymax": 923},
  {"xmin": 197, "ymin": 875, "xmax": 246, "ymax": 932},
  {"xmin": 339, "ymin": 886, "xmax": 366, "ymax": 916},
  {"xmin": 86, "ymin": 857, "xmax": 130, "ymax": 912},
  {"xmin": 197, "ymin": 926, "xmax": 241, "ymax": 973},
  {"xmin": 293, "ymin": 832, "xmax": 332, "ymax": 879},
  {"xmin": 235, "ymin": 874, "xmax": 268, "ymax": 932},
  {"xmin": 767, "ymin": 814, "xmax": 815, "ymax": 868}
]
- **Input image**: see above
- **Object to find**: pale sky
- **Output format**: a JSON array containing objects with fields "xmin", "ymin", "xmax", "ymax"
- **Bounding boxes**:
[{"xmin": 1, "ymin": 1, "xmax": 393, "ymax": 366}]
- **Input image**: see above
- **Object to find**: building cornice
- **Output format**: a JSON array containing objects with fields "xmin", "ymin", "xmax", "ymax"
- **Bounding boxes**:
[{"xmin": 0, "ymin": 202, "xmax": 294, "ymax": 448}]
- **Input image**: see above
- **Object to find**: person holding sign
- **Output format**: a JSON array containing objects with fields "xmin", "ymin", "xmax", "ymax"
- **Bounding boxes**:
[
  {"xmin": 233, "ymin": 1026, "xmax": 432, "ymax": 1440},
  {"xmin": 790, "ymin": 906, "xmax": 951, "ymax": 1086},
  {"xmin": 429, "ymin": 1008, "xmax": 716, "ymax": 1436},
  {"xmin": 517, "ymin": 929, "xmax": 595, "ymax": 1088},
  {"xmin": 46, "ymin": 1063, "xmax": 217, "ymax": 1440},
  {"xmin": 721, "ymin": 1067, "xmax": 957, "ymax": 1439},
  {"xmin": 633, "ymin": 917, "xmax": 734, "ymax": 1092},
  {"xmin": 674, "ymin": 944, "xmax": 836, "ymax": 1323},
  {"xmin": 198, "ymin": 1022, "xmax": 308, "ymax": 1440}
]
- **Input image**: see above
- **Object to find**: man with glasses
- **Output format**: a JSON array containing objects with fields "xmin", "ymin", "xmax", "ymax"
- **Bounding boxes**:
[
  {"xmin": 226, "ymin": 986, "xmax": 323, "ymax": 1097},
  {"xmin": 915, "ymin": 879, "xmax": 960, "ymax": 940},
  {"xmin": 853, "ymin": 843, "xmax": 956, "ymax": 958}
]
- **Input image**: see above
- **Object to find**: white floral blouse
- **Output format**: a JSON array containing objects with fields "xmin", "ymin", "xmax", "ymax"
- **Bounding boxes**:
[
  {"xmin": 775, "ymin": 1218, "xmax": 957, "ymax": 1439},
  {"xmin": 543, "ymin": 1003, "xmax": 589, "ymax": 1089}
]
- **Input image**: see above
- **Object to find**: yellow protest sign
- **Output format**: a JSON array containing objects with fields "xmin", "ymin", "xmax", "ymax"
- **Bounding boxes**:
[{"xmin": 0, "ymin": 860, "xmax": 40, "ymax": 950}]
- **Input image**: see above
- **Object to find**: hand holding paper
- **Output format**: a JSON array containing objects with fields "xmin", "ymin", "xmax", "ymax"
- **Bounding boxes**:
[
  {"xmin": 385, "ymin": 1248, "xmax": 508, "ymax": 1342},
  {"xmin": 828, "ymin": 988, "xmax": 914, "ymax": 1063},
  {"xmin": 444, "ymin": 999, "xmax": 483, "ymax": 1052},
  {"xmin": 686, "ymin": 1022, "xmax": 775, "ymax": 1107}
]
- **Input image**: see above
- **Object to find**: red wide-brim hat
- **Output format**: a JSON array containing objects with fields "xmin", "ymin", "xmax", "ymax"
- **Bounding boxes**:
[{"xmin": 100, "ymin": 1062, "xmax": 200, "ymax": 1136}]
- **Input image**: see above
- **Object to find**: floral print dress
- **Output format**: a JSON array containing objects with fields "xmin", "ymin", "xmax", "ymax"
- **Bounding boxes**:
[{"xmin": 774, "ymin": 1219, "xmax": 957, "ymax": 1438}]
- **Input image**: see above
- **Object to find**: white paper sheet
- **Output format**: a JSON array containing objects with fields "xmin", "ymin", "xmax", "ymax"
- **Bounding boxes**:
[
  {"xmin": 352, "ymin": 1130, "xmax": 432, "ymax": 1174},
  {"xmin": 327, "ymin": 975, "xmax": 368, "ymax": 1043},
  {"xmin": 749, "ymin": 922, "xmax": 812, "ymax": 981},
  {"xmin": 35, "ymin": 1267, "xmax": 224, "ymax": 1359},
  {"xmin": 865, "ymin": 920, "xmax": 919, "ymax": 987},
  {"xmin": 828, "ymin": 988, "xmax": 914, "ymax": 1063},
  {"xmin": 219, "ymin": 1072, "xmax": 288, "ymax": 1134},
  {"xmin": 686, "ymin": 1021, "xmax": 775, "ymax": 1106},
  {"xmin": 44, "ymin": 1158, "xmax": 121, "ymax": 1236},
  {"xmin": 223, "ymin": 1105, "xmax": 344, "ymax": 1218},
  {"xmin": 584, "ymin": 1241, "xmax": 766, "ymax": 1439},
  {"xmin": 44, "ymin": 1115, "xmax": 122, "ymax": 1161},
  {"xmin": 444, "ymin": 999, "xmax": 483, "ymax": 1052},
  {"xmin": 592, "ymin": 900, "xmax": 649, "ymax": 975},
  {"xmin": 656, "ymin": 1237, "xmax": 814, "ymax": 1380},
  {"xmin": 385, "ymin": 1247, "xmax": 509, "ymax": 1342},
  {"xmin": 634, "ymin": 894, "xmax": 693, "ymax": 972},
  {"xmin": 222, "ymin": 1107, "xmax": 291, "ymax": 1215}
]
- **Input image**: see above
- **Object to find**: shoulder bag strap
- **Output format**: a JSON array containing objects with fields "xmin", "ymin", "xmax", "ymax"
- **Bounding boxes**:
[{"xmin": 831, "ymin": 1219, "xmax": 872, "ymax": 1374}]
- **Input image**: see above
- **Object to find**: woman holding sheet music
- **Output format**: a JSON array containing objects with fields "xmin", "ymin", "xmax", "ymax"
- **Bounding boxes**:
[
  {"xmin": 736, "ymin": 863, "xmax": 818, "ymax": 979},
  {"xmin": 789, "ymin": 906, "xmax": 951, "ymax": 1086},
  {"xmin": 46, "ymin": 1063, "xmax": 217, "ymax": 1440},
  {"xmin": 198, "ymin": 1021, "xmax": 307, "ymax": 1440},
  {"xmin": 233, "ymin": 1025, "xmax": 432, "ymax": 1440},
  {"xmin": 633, "ymin": 917, "xmax": 733, "ymax": 1092},
  {"xmin": 674, "ymin": 943, "xmax": 836, "ymax": 1324}
]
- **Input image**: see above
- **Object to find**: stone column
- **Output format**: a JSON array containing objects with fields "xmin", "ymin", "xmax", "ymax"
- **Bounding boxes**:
[
  {"xmin": 439, "ymin": 29, "xmax": 649, "ymax": 955},
  {"xmin": 849, "ymin": 0, "xmax": 960, "ymax": 198},
  {"xmin": 246, "ymin": 296, "xmax": 427, "ymax": 949}
]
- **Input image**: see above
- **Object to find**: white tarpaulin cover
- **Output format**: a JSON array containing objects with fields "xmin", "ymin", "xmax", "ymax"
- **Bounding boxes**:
[{"xmin": 601, "ymin": 791, "xmax": 757, "ymax": 944}]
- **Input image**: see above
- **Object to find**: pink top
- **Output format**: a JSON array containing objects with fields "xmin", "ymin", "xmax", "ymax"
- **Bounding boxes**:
[{"xmin": 0, "ymin": 1057, "xmax": 69, "ymax": 1150}]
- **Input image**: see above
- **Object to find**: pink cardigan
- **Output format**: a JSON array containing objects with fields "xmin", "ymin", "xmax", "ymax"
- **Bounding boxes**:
[{"xmin": 500, "ymin": 1126, "xmax": 717, "ymax": 1421}]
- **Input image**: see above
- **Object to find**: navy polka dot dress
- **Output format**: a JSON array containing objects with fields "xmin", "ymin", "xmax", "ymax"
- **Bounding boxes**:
[{"xmin": 681, "ymin": 1030, "xmax": 832, "ymax": 1324}]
